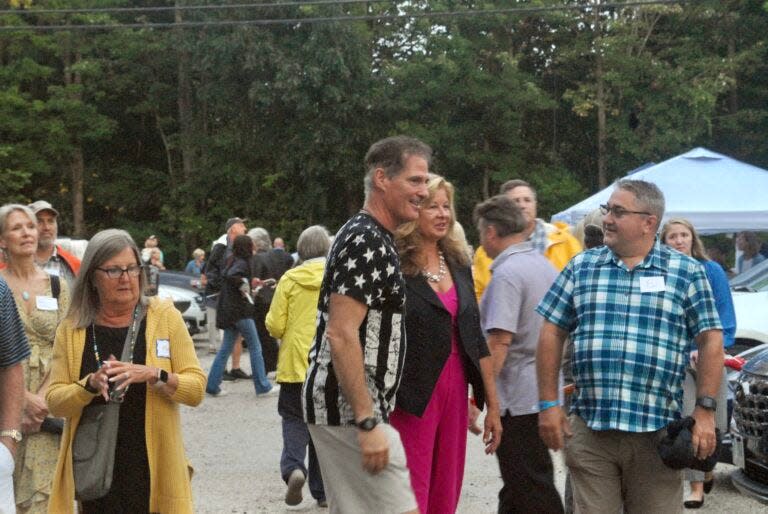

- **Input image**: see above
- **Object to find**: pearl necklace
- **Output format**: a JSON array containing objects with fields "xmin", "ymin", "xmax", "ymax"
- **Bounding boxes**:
[{"xmin": 422, "ymin": 251, "xmax": 448, "ymax": 283}]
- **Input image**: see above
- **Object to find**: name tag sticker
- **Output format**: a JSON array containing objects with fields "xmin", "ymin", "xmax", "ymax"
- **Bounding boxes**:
[
  {"xmin": 36, "ymin": 296, "xmax": 59, "ymax": 311},
  {"xmin": 156, "ymin": 339, "xmax": 171, "ymax": 358},
  {"xmin": 47, "ymin": 268, "xmax": 60, "ymax": 277},
  {"xmin": 639, "ymin": 276, "xmax": 665, "ymax": 293}
]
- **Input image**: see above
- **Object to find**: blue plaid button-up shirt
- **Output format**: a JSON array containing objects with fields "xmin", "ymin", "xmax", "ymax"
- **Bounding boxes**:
[{"xmin": 536, "ymin": 239, "xmax": 722, "ymax": 433}]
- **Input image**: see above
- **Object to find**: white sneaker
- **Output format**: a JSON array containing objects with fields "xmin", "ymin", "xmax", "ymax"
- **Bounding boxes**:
[
  {"xmin": 207, "ymin": 388, "xmax": 228, "ymax": 397},
  {"xmin": 285, "ymin": 469, "xmax": 305, "ymax": 506},
  {"xmin": 258, "ymin": 384, "xmax": 280, "ymax": 397}
]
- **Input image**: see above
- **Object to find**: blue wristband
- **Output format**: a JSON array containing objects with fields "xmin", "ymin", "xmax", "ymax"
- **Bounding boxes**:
[{"xmin": 538, "ymin": 400, "xmax": 559, "ymax": 411}]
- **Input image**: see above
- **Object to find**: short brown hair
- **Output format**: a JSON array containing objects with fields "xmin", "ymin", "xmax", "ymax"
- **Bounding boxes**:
[
  {"xmin": 473, "ymin": 195, "xmax": 527, "ymax": 238},
  {"xmin": 500, "ymin": 179, "xmax": 535, "ymax": 197},
  {"xmin": 363, "ymin": 136, "xmax": 432, "ymax": 199}
]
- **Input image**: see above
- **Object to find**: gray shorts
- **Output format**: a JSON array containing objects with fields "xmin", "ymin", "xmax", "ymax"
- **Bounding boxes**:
[{"xmin": 308, "ymin": 423, "xmax": 417, "ymax": 514}]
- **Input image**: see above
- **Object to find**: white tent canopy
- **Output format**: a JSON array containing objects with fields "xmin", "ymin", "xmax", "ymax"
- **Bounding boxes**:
[{"xmin": 552, "ymin": 147, "xmax": 768, "ymax": 234}]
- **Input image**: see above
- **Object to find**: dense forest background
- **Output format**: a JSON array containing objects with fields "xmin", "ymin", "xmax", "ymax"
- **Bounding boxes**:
[{"xmin": 1, "ymin": 0, "xmax": 767, "ymax": 267}]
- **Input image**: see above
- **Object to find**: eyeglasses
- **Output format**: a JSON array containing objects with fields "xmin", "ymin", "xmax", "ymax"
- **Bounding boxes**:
[
  {"xmin": 96, "ymin": 265, "xmax": 142, "ymax": 279},
  {"xmin": 599, "ymin": 204, "xmax": 651, "ymax": 218}
]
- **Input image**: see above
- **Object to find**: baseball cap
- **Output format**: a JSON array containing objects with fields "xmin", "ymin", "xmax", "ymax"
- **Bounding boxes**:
[
  {"xmin": 225, "ymin": 217, "xmax": 246, "ymax": 231},
  {"xmin": 28, "ymin": 200, "xmax": 59, "ymax": 217}
]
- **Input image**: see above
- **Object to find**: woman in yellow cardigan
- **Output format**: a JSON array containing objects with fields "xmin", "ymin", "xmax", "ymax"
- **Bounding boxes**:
[{"xmin": 46, "ymin": 229, "xmax": 206, "ymax": 514}]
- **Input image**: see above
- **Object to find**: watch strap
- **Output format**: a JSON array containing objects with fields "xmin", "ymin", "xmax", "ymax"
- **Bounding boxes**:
[
  {"xmin": 0, "ymin": 429, "xmax": 22, "ymax": 443},
  {"xmin": 696, "ymin": 395, "xmax": 717, "ymax": 411},
  {"xmin": 355, "ymin": 417, "xmax": 378, "ymax": 432}
]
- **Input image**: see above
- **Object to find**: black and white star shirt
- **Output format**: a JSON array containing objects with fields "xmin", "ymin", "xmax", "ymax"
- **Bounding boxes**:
[{"xmin": 303, "ymin": 211, "xmax": 406, "ymax": 426}]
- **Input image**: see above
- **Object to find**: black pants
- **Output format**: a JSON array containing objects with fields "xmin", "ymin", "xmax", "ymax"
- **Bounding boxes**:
[
  {"xmin": 253, "ymin": 301, "xmax": 278, "ymax": 372},
  {"xmin": 496, "ymin": 413, "xmax": 564, "ymax": 514}
]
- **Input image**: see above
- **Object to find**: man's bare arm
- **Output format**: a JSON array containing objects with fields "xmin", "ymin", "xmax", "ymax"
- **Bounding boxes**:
[
  {"xmin": 691, "ymin": 329, "xmax": 724, "ymax": 459},
  {"xmin": 0, "ymin": 363, "xmax": 25, "ymax": 457},
  {"xmin": 536, "ymin": 321, "xmax": 571, "ymax": 450},
  {"xmin": 325, "ymin": 293, "xmax": 389, "ymax": 473},
  {"xmin": 326, "ymin": 293, "xmax": 375, "ymax": 417},
  {"xmin": 487, "ymin": 329, "xmax": 513, "ymax": 376}
]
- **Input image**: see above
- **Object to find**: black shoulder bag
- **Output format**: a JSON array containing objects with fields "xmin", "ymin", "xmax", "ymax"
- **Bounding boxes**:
[{"xmin": 72, "ymin": 304, "xmax": 145, "ymax": 501}]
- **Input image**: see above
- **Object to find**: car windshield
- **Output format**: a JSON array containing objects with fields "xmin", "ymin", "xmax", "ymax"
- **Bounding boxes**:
[{"xmin": 730, "ymin": 258, "xmax": 768, "ymax": 292}]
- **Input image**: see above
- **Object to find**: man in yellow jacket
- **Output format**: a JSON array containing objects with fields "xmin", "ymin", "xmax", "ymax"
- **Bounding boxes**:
[{"xmin": 473, "ymin": 180, "xmax": 582, "ymax": 301}]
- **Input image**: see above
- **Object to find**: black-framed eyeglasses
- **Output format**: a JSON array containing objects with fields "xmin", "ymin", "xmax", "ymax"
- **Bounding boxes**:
[
  {"xmin": 599, "ymin": 203, "xmax": 651, "ymax": 218},
  {"xmin": 96, "ymin": 265, "xmax": 143, "ymax": 279}
]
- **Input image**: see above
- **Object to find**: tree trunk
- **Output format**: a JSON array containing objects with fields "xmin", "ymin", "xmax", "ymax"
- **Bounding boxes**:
[
  {"xmin": 63, "ymin": 38, "xmax": 86, "ymax": 237},
  {"xmin": 70, "ymin": 149, "xmax": 85, "ymax": 237},
  {"xmin": 728, "ymin": 35, "xmax": 738, "ymax": 115},
  {"xmin": 596, "ymin": 54, "xmax": 607, "ymax": 189},
  {"xmin": 176, "ymin": 1, "xmax": 194, "ymax": 182},
  {"xmin": 482, "ymin": 138, "xmax": 491, "ymax": 199},
  {"xmin": 594, "ymin": 9, "xmax": 608, "ymax": 189}
]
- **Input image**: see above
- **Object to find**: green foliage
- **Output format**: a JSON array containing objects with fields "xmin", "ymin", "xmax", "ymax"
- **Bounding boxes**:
[{"xmin": 1, "ymin": 1, "xmax": 767, "ymax": 266}]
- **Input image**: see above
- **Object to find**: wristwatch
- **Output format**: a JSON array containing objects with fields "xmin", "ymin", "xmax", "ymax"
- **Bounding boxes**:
[
  {"xmin": 0, "ymin": 429, "xmax": 22, "ymax": 443},
  {"xmin": 696, "ymin": 396, "xmax": 717, "ymax": 411},
  {"xmin": 355, "ymin": 417, "xmax": 378, "ymax": 432},
  {"xmin": 158, "ymin": 369, "xmax": 169, "ymax": 383}
]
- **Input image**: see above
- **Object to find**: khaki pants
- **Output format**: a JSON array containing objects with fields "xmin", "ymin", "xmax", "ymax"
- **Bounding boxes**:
[
  {"xmin": 564, "ymin": 415, "xmax": 682, "ymax": 514},
  {"xmin": 308, "ymin": 424, "xmax": 416, "ymax": 514}
]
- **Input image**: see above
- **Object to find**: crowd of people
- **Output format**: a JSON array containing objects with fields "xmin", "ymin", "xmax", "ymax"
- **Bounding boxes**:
[{"xmin": 0, "ymin": 134, "xmax": 762, "ymax": 513}]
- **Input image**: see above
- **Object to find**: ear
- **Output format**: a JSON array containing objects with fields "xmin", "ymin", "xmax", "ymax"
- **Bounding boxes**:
[
  {"xmin": 371, "ymin": 167, "xmax": 389, "ymax": 192},
  {"xmin": 643, "ymin": 215, "xmax": 659, "ymax": 235}
]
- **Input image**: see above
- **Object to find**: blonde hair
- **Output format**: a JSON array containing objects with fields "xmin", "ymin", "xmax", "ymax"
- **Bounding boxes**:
[
  {"xmin": 396, "ymin": 175, "xmax": 470, "ymax": 276},
  {"xmin": 0, "ymin": 204, "xmax": 37, "ymax": 263},
  {"xmin": 660, "ymin": 218, "xmax": 709, "ymax": 261}
]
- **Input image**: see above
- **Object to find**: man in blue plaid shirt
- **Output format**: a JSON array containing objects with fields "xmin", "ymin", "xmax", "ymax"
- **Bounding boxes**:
[{"xmin": 536, "ymin": 180, "xmax": 723, "ymax": 514}]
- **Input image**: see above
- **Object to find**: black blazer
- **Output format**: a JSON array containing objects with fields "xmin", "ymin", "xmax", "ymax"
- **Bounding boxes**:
[{"xmin": 396, "ymin": 263, "xmax": 490, "ymax": 417}]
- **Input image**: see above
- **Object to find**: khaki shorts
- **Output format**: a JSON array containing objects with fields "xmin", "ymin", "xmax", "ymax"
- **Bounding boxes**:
[
  {"xmin": 308, "ymin": 424, "xmax": 417, "ymax": 514},
  {"xmin": 564, "ymin": 415, "xmax": 682, "ymax": 514}
]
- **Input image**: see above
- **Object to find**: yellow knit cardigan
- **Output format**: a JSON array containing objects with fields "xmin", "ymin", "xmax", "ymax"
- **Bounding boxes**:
[{"xmin": 46, "ymin": 297, "xmax": 206, "ymax": 514}]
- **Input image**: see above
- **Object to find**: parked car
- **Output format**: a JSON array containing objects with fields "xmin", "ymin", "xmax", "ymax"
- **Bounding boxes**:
[
  {"xmin": 159, "ymin": 270, "xmax": 204, "ymax": 292},
  {"xmin": 730, "ymin": 259, "xmax": 768, "ymax": 352},
  {"xmin": 157, "ymin": 282, "xmax": 207, "ymax": 335},
  {"xmin": 731, "ymin": 347, "xmax": 768, "ymax": 504}
]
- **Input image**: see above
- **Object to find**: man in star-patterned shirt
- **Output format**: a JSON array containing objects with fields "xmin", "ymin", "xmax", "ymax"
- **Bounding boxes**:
[{"xmin": 304, "ymin": 136, "xmax": 430, "ymax": 513}]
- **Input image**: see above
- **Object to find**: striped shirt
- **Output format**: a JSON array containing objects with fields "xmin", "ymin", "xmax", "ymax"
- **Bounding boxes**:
[
  {"xmin": 0, "ymin": 276, "xmax": 30, "ymax": 368},
  {"xmin": 304, "ymin": 212, "xmax": 406, "ymax": 426},
  {"xmin": 536, "ymin": 240, "xmax": 721, "ymax": 433}
]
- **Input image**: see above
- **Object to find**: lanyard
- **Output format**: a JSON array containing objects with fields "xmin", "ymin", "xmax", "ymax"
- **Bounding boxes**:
[{"xmin": 91, "ymin": 305, "xmax": 142, "ymax": 369}]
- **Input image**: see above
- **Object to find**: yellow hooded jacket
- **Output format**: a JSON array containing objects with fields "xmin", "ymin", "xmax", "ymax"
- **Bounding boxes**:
[
  {"xmin": 473, "ymin": 220, "xmax": 582, "ymax": 301},
  {"xmin": 266, "ymin": 258, "xmax": 325, "ymax": 383}
]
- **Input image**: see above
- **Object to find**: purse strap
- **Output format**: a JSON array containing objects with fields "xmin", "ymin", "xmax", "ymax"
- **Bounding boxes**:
[
  {"xmin": 120, "ymin": 303, "xmax": 146, "ymax": 362},
  {"xmin": 91, "ymin": 304, "xmax": 146, "ymax": 368}
]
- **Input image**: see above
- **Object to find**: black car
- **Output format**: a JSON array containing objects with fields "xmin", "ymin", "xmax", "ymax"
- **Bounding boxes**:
[{"xmin": 731, "ymin": 347, "xmax": 768, "ymax": 504}]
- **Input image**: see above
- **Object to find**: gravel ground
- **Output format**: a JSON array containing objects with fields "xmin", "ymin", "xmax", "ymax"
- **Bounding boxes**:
[{"xmin": 183, "ymin": 337, "xmax": 766, "ymax": 513}]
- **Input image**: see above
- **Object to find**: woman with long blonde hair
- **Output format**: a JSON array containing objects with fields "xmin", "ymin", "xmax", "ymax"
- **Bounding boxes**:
[
  {"xmin": 392, "ymin": 175, "xmax": 501, "ymax": 514},
  {"xmin": 0, "ymin": 204, "xmax": 70, "ymax": 514},
  {"xmin": 661, "ymin": 218, "xmax": 735, "ymax": 509}
]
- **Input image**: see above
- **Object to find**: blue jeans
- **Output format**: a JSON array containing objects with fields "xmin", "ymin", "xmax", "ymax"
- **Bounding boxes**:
[
  {"xmin": 279, "ymin": 383, "xmax": 325, "ymax": 501},
  {"xmin": 206, "ymin": 318, "xmax": 272, "ymax": 394}
]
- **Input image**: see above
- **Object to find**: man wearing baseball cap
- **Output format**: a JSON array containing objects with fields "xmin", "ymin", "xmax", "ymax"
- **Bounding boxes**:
[
  {"xmin": 28, "ymin": 201, "xmax": 81, "ymax": 285},
  {"xmin": 202, "ymin": 217, "xmax": 247, "ymax": 358}
]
